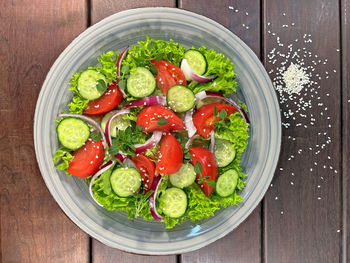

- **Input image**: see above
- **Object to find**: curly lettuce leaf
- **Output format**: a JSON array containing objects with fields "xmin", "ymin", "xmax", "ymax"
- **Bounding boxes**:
[
  {"xmin": 53, "ymin": 147, "xmax": 73, "ymax": 175},
  {"xmin": 68, "ymin": 51, "xmax": 120, "ymax": 114},
  {"xmin": 188, "ymin": 46, "xmax": 237, "ymax": 96},
  {"xmin": 215, "ymin": 112, "xmax": 249, "ymax": 158},
  {"xmin": 124, "ymin": 37, "xmax": 186, "ymax": 72}
]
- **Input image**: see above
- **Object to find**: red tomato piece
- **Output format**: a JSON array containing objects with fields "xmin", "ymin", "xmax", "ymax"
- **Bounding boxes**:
[
  {"xmin": 156, "ymin": 133, "xmax": 183, "ymax": 175},
  {"xmin": 136, "ymin": 105, "xmax": 185, "ymax": 133},
  {"xmin": 67, "ymin": 139, "xmax": 105, "ymax": 178},
  {"xmin": 151, "ymin": 60, "xmax": 186, "ymax": 95},
  {"xmin": 132, "ymin": 154, "xmax": 155, "ymax": 192},
  {"xmin": 193, "ymin": 103, "xmax": 238, "ymax": 138},
  {"xmin": 83, "ymin": 81, "xmax": 123, "ymax": 115},
  {"xmin": 189, "ymin": 147, "xmax": 218, "ymax": 197}
]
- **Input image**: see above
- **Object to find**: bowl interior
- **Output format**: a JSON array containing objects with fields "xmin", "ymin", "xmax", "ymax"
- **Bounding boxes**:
[{"xmin": 34, "ymin": 8, "xmax": 280, "ymax": 254}]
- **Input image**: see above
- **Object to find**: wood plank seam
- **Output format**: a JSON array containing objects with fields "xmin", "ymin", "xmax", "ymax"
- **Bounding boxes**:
[{"xmin": 340, "ymin": 0, "xmax": 349, "ymax": 262}]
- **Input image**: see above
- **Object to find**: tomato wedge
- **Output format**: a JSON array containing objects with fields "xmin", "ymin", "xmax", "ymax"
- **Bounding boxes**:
[
  {"xmin": 83, "ymin": 81, "xmax": 123, "ymax": 115},
  {"xmin": 136, "ymin": 105, "xmax": 185, "ymax": 132},
  {"xmin": 189, "ymin": 147, "xmax": 218, "ymax": 197},
  {"xmin": 151, "ymin": 60, "xmax": 186, "ymax": 95},
  {"xmin": 67, "ymin": 139, "xmax": 105, "ymax": 178},
  {"xmin": 156, "ymin": 133, "xmax": 183, "ymax": 175},
  {"xmin": 193, "ymin": 103, "xmax": 238, "ymax": 138},
  {"xmin": 132, "ymin": 154, "xmax": 155, "ymax": 192}
]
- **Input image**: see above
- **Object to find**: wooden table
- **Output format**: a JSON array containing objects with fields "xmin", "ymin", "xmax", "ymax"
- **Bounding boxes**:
[{"xmin": 1, "ymin": 0, "xmax": 349, "ymax": 262}]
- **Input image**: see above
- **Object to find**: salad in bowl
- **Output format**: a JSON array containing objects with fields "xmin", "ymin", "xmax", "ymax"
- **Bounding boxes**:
[{"xmin": 53, "ymin": 37, "xmax": 250, "ymax": 229}]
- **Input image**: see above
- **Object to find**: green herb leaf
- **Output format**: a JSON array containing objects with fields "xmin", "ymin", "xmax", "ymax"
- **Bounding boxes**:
[
  {"xmin": 150, "ymin": 66, "xmax": 158, "ymax": 75},
  {"xmin": 206, "ymin": 180, "xmax": 216, "ymax": 188},
  {"xmin": 219, "ymin": 109, "xmax": 227, "ymax": 119},
  {"xmin": 213, "ymin": 105, "xmax": 218, "ymax": 116},
  {"xmin": 184, "ymin": 152, "xmax": 192, "ymax": 160},
  {"xmin": 96, "ymin": 79, "xmax": 107, "ymax": 93},
  {"xmin": 119, "ymin": 79, "xmax": 126, "ymax": 90},
  {"xmin": 197, "ymin": 176, "xmax": 210, "ymax": 184},
  {"xmin": 90, "ymin": 131, "xmax": 101, "ymax": 141},
  {"xmin": 135, "ymin": 124, "xmax": 143, "ymax": 132},
  {"xmin": 153, "ymin": 53, "xmax": 163, "ymax": 61},
  {"xmin": 121, "ymin": 65, "xmax": 130, "ymax": 75},
  {"xmin": 194, "ymin": 161, "xmax": 203, "ymax": 175},
  {"xmin": 156, "ymin": 118, "xmax": 169, "ymax": 126},
  {"xmin": 109, "ymin": 144, "xmax": 119, "ymax": 155}
]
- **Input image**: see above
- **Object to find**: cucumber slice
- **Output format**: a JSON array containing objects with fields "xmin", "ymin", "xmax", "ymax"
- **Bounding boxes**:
[
  {"xmin": 101, "ymin": 110, "xmax": 131, "ymax": 137},
  {"xmin": 77, "ymin": 69, "xmax": 107, "ymax": 100},
  {"xmin": 216, "ymin": 169, "xmax": 239, "ymax": 197},
  {"xmin": 166, "ymin": 85, "xmax": 195, "ymax": 112},
  {"xmin": 110, "ymin": 167, "xmax": 141, "ymax": 197},
  {"xmin": 214, "ymin": 139, "xmax": 236, "ymax": 167},
  {"xmin": 159, "ymin": 188, "xmax": 187, "ymax": 218},
  {"xmin": 57, "ymin": 118, "xmax": 90, "ymax": 150},
  {"xmin": 127, "ymin": 67, "xmax": 156, "ymax": 98},
  {"xmin": 169, "ymin": 163, "xmax": 196, "ymax": 189},
  {"xmin": 183, "ymin": 50, "xmax": 207, "ymax": 78}
]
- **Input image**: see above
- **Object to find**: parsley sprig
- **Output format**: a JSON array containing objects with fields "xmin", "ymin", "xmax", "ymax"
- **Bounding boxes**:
[{"xmin": 108, "ymin": 125, "xmax": 145, "ymax": 157}]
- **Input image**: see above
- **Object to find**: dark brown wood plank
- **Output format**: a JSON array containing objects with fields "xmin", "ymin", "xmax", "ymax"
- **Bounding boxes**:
[
  {"xmin": 90, "ymin": 1, "xmax": 177, "ymax": 262},
  {"xmin": 179, "ymin": 1, "xmax": 262, "ymax": 262},
  {"xmin": 341, "ymin": 0, "xmax": 350, "ymax": 261},
  {"xmin": 91, "ymin": 0, "xmax": 176, "ymax": 24},
  {"xmin": 263, "ymin": 0, "xmax": 342, "ymax": 262},
  {"xmin": 0, "ymin": 0, "xmax": 90, "ymax": 262}
]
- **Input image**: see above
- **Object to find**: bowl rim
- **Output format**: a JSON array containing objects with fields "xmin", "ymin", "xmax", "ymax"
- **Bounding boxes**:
[{"xmin": 34, "ymin": 7, "xmax": 281, "ymax": 255}]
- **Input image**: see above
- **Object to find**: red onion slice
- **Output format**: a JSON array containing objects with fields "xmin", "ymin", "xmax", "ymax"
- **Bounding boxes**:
[
  {"xmin": 149, "ymin": 175, "xmax": 163, "ymax": 221},
  {"xmin": 135, "ymin": 131, "xmax": 162, "ymax": 154},
  {"xmin": 195, "ymin": 91, "xmax": 250, "ymax": 125},
  {"xmin": 185, "ymin": 109, "xmax": 197, "ymax": 138},
  {"xmin": 124, "ymin": 96, "xmax": 167, "ymax": 109},
  {"xmin": 58, "ymin": 113, "xmax": 107, "ymax": 148},
  {"xmin": 105, "ymin": 108, "xmax": 130, "ymax": 147},
  {"xmin": 115, "ymin": 151, "xmax": 128, "ymax": 163},
  {"xmin": 116, "ymin": 46, "xmax": 129, "ymax": 97},
  {"xmin": 209, "ymin": 130, "xmax": 215, "ymax": 153},
  {"xmin": 181, "ymin": 59, "xmax": 216, "ymax": 83},
  {"xmin": 88, "ymin": 160, "xmax": 115, "ymax": 207}
]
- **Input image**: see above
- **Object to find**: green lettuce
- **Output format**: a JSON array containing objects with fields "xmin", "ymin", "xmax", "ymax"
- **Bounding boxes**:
[
  {"xmin": 188, "ymin": 46, "xmax": 237, "ymax": 96},
  {"xmin": 123, "ymin": 36, "xmax": 186, "ymax": 71},
  {"xmin": 214, "ymin": 111, "xmax": 249, "ymax": 158},
  {"xmin": 68, "ymin": 51, "xmax": 120, "ymax": 114},
  {"xmin": 53, "ymin": 147, "xmax": 73, "ymax": 175}
]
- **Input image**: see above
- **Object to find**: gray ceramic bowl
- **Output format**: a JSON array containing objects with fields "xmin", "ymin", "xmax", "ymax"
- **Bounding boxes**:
[{"xmin": 34, "ymin": 7, "xmax": 281, "ymax": 255}]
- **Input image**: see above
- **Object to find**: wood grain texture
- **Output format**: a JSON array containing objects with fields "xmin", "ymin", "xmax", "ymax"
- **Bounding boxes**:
[
  {"xmin": 90, "ymin": 1, "xmax": 177, "ymax": 262},
  {"xmin": 0, "ymin": 0, "xmax": 90, "ymax": 262},
  {"xmin": 341, "ymin": 0, "xmax": 350, "ymax": 261},
  {"xmin": 263, "ymin": 0, "xmax": 342, "ymax": 262},
  {"xmin": 179, "ymin": 1, "xmax": 262, "ymax": 262},
  {"xmin": 91, "ymin": 0, "xmax": 176, "ymax": 24}
]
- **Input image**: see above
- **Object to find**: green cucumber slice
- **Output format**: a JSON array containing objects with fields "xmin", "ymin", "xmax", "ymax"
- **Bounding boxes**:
[
  {"xmin": 169, "ymin": 163, "xmax": 196, "ymax": 188},
  {"xmin": 166, "ymin": 85, "xmax": 195, "ymax": 112},
  {"xmin": 77, "ymin": 69, "xmax": 107, "ymax": 100},
  {"xmin": 159, "ymin": 187, "xmax": 187, "ymax": 218},
  {"xmin": 57, "ymin": 118, "xmax": 90, "ymax": 150},
  {"xmin": 110, "ymin": 167, "xmax": 141, "ymax": 197},
  {"xmin": 216, "ymin": 169, "xmax": 239, "ymax": 197},
  {"xmin": 127, "ymin": 67, "xmax": 156, "ymax": 98},
  {"xmin": 214, "ymin": 139, "xmax": 236, "ymax": 167},
  {"xmin": 183, "ymin": 50, "xmax": 207, "ymax": 78}
]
